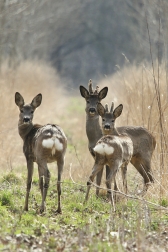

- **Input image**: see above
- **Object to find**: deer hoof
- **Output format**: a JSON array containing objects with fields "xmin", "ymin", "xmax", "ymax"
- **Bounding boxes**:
[
  {"xmin": 38, "ymin": 204, "xmax": 46, "ymax": 214},
  {"xmin": 55, "ymin": 208, "xmax": 62, "ymax": 214}
]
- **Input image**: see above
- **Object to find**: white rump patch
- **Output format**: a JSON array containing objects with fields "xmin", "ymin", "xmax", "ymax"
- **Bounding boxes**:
[
  {"xmin": 42, "ymin": 137, "xmax": 63, "ymax": 154},
  {"xmin": 42, "ymin": 138, "xmax": 54, "ymax": 149},
  {"xmin": 94, "ymin": 143, "xmax": 114, "ymax": 155},
  {"xmin": 54, "ymin": 138, "xmax": 63, "ymax": 151}
]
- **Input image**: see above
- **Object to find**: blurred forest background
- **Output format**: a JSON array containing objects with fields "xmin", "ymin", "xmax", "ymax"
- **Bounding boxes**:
[{"xmin": 1, "ymin": 0, "xmax": 168, "ymax": 87}]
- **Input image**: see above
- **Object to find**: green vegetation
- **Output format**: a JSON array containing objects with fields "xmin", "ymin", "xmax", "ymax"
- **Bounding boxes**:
[{"xmin": 0, "ymin": 173, "xmax": 167, "ymax": 251}]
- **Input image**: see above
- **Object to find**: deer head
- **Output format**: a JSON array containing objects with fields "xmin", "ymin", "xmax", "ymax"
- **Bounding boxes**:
[
  {"xmin": 79, "ymin": 79, "xmax": 108, "ymax": 116},
  {"xmin": 97, "ymin": 102, "xmax": 123, "ymax": 135},
  {"xmin": 15, "ymin": 92, "xmax": 42, "ymax": 125}
]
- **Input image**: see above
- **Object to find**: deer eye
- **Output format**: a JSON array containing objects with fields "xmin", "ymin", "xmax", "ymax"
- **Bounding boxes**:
[
  {"xmin": 31, "ymin": 111, "xmax": 34, "ymax": 114},
  {"xmin": 112, "ymin": 119, "xmax": 115, "ymax": 122},
  {"xmin": 102, "ymin": 119, "xmax": 105, "ymax": 122},
  {"xmin": 87, "ymin": 100, "xmax": 90, "ymax": 104},
  {"xmin": 20, "ymin": 109, "xmax": 23, "ymax": 113}
]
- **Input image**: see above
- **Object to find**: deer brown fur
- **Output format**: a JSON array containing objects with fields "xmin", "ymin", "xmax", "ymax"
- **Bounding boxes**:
[
  {"xmin": 79, "ymin": 80, "xmax": 110, "ymax": 195},
  {"xmin": 84, "ymin": 102, "xmax": 133, "ymax": 204},
  {"xmin": 15, "ymin": 92, "xmax": 67, "ymax": 213},
  {"xmin": 80, "ymin": 81, "xmax": 156, "ymax": 196}
]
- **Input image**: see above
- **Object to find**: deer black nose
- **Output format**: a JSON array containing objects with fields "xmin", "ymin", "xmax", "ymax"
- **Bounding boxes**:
[
  {"xmin": 104, "ymin": 124, "xmax": 110, "ymax": 129},
  {"xmin": 89, "ymin": 108, "xmax": 96, "ymax": 113},
  {"xmin": 23, "ymin": 117, "xmax": 30, "ymax": 123}
]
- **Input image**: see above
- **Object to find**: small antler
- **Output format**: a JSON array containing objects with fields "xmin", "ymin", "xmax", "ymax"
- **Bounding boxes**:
[
  {"xmin": 88, "ymin": 79, "xmax": 93, "ymax": 94},
  {"xmin": 94, "ymin": 85, "xmax": 99, "ymax": 95},
  {"xmin": 110, "ymin": 102, "xmax": 114, "ymax": 113},
  {"xmin": 105, "ymin": 103, "xmax": 109, "ymax": 112}
]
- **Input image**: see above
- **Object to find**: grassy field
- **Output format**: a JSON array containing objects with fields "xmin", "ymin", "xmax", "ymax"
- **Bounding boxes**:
[
  {"xmin": 0, "ymin": 61, "xmax": 168, "ymax": 251},
  {"xmin": 0, "ymin": 173, "xmax": 168, "ymax": 251}
]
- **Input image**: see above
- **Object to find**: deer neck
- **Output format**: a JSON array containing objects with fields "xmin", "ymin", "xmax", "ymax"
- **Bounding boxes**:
[
  {"xmin": 86, "ymin": 114, "xmax": 102, "ymax": 146},
  {"xmin": 18, "ymin": 120, "xmax": 34, "ymax": 140},
  {"xmin": 103, "ymin": 127, "xmax": 120, "ymax": 136}
]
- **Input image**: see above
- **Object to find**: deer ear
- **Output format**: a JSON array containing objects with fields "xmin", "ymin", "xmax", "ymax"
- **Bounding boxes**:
[
  {"xmin": 79, "ymin": 86, "xmax": 89, "ymax": 99},
  {"xmin": 31, "ymin": 94, "xmax": 42, "ymax": 109},
  {"xmin": 97, "ymin": 103, "xmax": 105, "ymax": 117},
  {"xmin": 15, "ymin": 92, "xmax": 24, "ymax": 107},
  {"xmin": 98, "ymin": 87, "xmax": 108, "ymax": 100},
  {"xmin": 113, "ymin": 104, "xmax": 123, "ymax": 119}
]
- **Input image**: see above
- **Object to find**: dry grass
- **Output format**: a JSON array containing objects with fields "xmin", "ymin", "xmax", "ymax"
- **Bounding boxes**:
[{"xmin": 0, "ymin": 60, "xmax": 168, "ymax": 202}]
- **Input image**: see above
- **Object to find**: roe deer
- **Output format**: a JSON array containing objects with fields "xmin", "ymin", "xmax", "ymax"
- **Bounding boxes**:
[
  {"xmin": 84, "ymin": 102, "xmax": 133, "ymax": 204},
  {"xmin": 80, "ymin": 81, "xmax": 156, "ymax": 195},
  {"xmin": 15, "ymin": 92, "xmax": 67, "ymax": 213},
  {"xmin": 79, "ymin": 80, "xmax": 109, "ymax": 196}
]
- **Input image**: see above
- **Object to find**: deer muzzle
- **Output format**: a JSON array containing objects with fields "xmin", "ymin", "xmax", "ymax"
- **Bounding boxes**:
[
  {"xmin": 89, "ymin": 108, "xmax": 96, "ymax": 115},
  {"xmin": 23, "ymin": 117, "xmax": 30, "ymax": 123},
  {"xmin": 104, "ymin": 124, "xmax": 110, "ymax": 130}
]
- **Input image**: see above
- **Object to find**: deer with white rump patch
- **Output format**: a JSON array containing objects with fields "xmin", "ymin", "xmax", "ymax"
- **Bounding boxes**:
[
  {"xmin": 80, "ymin": 80, "xmax": 156, "ymax": 196},
  {"xmin": 15, "ymin": 92, "xmax": 67, "ymax": 213},
  {"xmin": 84, "ymin": 102, "xmax": 133, "ymax": 204}
]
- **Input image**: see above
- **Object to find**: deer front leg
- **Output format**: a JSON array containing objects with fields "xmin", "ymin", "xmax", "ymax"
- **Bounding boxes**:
[{"xmin": 24, "ymin": 158, "xmax": 34, "ymax": 211}]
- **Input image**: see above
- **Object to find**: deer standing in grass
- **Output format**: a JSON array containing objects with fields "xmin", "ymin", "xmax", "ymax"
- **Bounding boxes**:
[
  {"xmin": 84, "ymin": 102, "xmax": 133, "ymax": 204},
  {"xmin": 80, "ymin": 80, "xmax": 156, "ymax": 196},
  {"xmin": 80, "ymin": 81, "xmax": 109, "ymax": 196},
  {"xmin": 15, "ymin": 92, "xmax": 67, "ymax": 213}
]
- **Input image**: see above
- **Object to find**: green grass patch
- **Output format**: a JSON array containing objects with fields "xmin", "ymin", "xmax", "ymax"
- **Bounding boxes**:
[
  {"xmin": 2, "ymin": 172, "xmax": 21, "ymax": 184},
  {"xmin": 0, "ymin": 175, "xmax": 167, "ymax": 251}
]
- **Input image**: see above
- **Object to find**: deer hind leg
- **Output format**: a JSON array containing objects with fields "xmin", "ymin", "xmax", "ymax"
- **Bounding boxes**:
[
  {"xmin": 121, "ymin": 163, "xmax": 128, "ymax": 194},
  {"xmin": 24, "ymin": 159, "xmax": 34, "ymax": 211},
  {"xmin": 96, "ymin": 165, "xmax": 116, "ymax": 199},
  {"xmin": 38, "ymin": 166, "xmax": 43, "ymax": 198},
  {"xmin": 105, "ymin": 165, "xmax": 119, "ymax": 211},
  {"xmin": 106, "ymin": 165, "xmax": 118, "ymax": 199},
  {"xmin": 56, "ymin": 156, "xmax": 65, "ymax": 214},
  {"xmin": 110, "ymin": 165, "xmax": 128, "ymax": 204},
  {"xmin": 90, "ymin": 148, "xmax": 103, "ymax": 197},
  {"xmin": 141, "ymin": 157, "xmax": 154, "ymax": 183},
  {"xmin": 38, "ymin": 162, "xmax": 50, "ymax": 213},
  {"xmin": 140, "ymin": 157, "xmax": 154, "ymax": 194},
  {"xmin": 131, "ymin": 155, "xmax": 154, "ymax": 195},
  {"xmin": 96, "ymin": 169, "xmax": 103, "ymax": 196},
  {"xmin": 84, "ymin": 163, "xmax": 104, "ymax": 203},
  {"xmin": 131, "ymin": 155, "xmax": 154, "ymax": 183}
]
